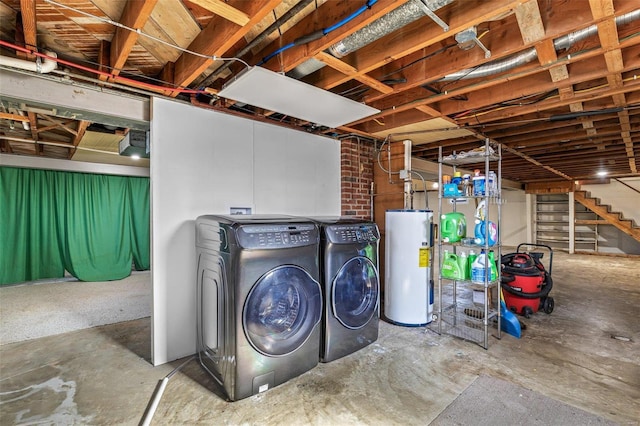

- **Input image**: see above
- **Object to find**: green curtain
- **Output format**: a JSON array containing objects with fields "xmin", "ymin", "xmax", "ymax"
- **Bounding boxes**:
[
  {"xmin": 127, "ymin": 177, "xmax": 150, "ymax": 271},
  {"xmin": 0, "ymin": 167, "xmax": 150, "ymax": 285}
]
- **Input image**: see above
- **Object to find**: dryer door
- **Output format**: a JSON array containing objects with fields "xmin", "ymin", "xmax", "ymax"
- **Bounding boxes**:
[
  {"xmin": 332, "ymin": 256, "xmax": 379, "ymax": 329},
  {"xmin": 243, "ymin": 265, "xmax": 322, "ymax": 357}
]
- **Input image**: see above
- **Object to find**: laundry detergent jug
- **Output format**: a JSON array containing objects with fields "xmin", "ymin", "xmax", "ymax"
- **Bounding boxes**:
[
  {"xmin": 474, "ymin": 221, "xmax": 498, "ymax": 246},
  {"xmin": 471, "ymin": 250, "xmax": 498, "ymax": 283},
  {"xmin": 441, "ymin": 251, "xmax": 463, "ymax": 279},
  {"xmin": 440, "ymin": 212, "xmax": 466, "ymax": 243}
]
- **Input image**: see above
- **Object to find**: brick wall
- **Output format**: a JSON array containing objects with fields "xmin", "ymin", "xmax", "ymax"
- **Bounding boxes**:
[{"xmin": 341, "ymin": 138, "xmax": 374, "ymax": 218}]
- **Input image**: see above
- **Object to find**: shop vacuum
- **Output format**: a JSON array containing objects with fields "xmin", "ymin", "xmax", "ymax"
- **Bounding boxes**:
[{"xmin": 501, "ymin": 243, "xmax": 555, "ymax": 318}]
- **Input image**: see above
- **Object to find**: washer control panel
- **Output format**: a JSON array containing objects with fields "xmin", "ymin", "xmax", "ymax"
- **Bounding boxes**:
[
  {"xmin": 237, "ymin": 224, "xmax": 317, "ymax": 249},
  {"xmin": 326, "ymin": 224, "xmax": 380, "ymax": 244}
]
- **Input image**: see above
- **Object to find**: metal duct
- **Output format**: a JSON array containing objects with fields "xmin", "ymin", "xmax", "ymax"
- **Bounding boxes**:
[
  {"xmin": 328, "ymin": 0, "xmax": 454, "ymax": 58},
  {"xmin": 287, "ymin": 57, "xmax": 326, "ymax": 80},
  {"xmin": 288, "ymin": 0, "xmax": 453, "ymax": 79},
  {"xmin": 440, "ymin": 8, "xmax": 640, "ymax": 81}
]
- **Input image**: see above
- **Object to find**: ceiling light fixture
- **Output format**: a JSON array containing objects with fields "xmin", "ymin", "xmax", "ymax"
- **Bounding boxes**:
[
  {"xmin": 596, "ymin": 171, "xmax": 607, "ymax": 177},
  {"xmin": 218, "ymin": 66, "xmax": 380, "ymax": 128}
]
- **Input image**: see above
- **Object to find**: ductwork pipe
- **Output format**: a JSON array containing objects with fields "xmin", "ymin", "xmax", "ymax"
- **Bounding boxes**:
[
  {"xmin": 17, "ymin": 109, "xmax": 30, "ymax": 131},
  {"xmin": 328, "ymin": 0, "xmax": 454, "ymax": 58},
  {"xmin": 289, "ymin": 0, "xmax": 453, "ymax": 79},
  {"xmin": 0, "ymin": 51, "xmax": 57, "ymax": 74},
  {"xmin": 440, "ymin": 9, "xmax": 640, "ymax": 81}
]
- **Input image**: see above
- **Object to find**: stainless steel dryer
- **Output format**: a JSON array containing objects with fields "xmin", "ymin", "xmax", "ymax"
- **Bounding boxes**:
[
  {"xmin": 312, "ymin": 217, "xmax": 380, "ymax": 363},
  {"xmin": 195, "ymin": 215, "xmax": 322, "ymax": 401}
]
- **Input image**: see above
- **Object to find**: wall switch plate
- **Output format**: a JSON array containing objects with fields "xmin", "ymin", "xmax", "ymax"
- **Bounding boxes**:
[{"xmin": 230, "ymin": 207, "xmax": 252, "ymax": 215}]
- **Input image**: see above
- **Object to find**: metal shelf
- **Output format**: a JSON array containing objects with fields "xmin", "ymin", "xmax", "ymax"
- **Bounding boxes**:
[
  {"xmin": 441, "ymin": 277, "xmax": 499, "ymax": 287},
  {"xmin": 434, "ymin": 139, "xmax": 502, "ymax": 350},
  {"xmin": 440, "ymin": 303, "xmax": 498, "ymax": 345},
  {"xmin": 441, "ymin": 153, "xmax": 499, "ymax": 166},
  {"xmin": 535, "ymin": 193, "xmax": 600, "ymax": 251}
]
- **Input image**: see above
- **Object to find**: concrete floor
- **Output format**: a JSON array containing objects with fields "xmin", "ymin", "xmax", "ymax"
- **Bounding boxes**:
[
  {"xmin": 0, "ymin": 251, "xmax": 638, "ymax": 425},
  {"xmin": 0, "ymin": 271, "xmax": 151, "ymax": 344}
]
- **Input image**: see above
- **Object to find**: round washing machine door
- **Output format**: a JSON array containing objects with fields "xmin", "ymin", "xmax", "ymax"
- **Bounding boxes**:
[
  {"xmin": 243, "ymin": 265, "xmax": 322, "ymax": 357},
  {"xmin": 332, "ymin": 256, "xmax": 379, "ymax": 329}
]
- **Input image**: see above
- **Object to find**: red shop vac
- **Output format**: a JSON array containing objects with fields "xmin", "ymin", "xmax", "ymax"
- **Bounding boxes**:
[{"xmin": 501, "ymin": 243, "xmax": 555, "ymax": 318}]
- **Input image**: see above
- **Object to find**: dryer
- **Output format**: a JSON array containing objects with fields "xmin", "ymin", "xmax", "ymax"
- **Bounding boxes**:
[
  {"xmin": 312, "ymin": 217, "xmax": 380, "ymax": 363},
  {"xmin": 196, "ymin": 215, "xmax": 322, "ymax": 401}
]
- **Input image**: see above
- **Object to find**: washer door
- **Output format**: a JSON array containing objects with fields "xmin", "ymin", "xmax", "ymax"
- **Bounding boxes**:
[
  {"xmin": 244, "ymin": 265, "xmax": 322, "ymax": 357},
  {"xmin": 332, "ymin": 256, "xmax": 379, "ymax": 329}
]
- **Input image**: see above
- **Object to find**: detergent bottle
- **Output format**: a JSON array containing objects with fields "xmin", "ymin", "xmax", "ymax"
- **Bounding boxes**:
[
  {"xmin": 441, "ymin": 250, "xmax": 463, "ymax": 279},
  {"xmin": 467, "ymin": 250, "xmax": 477, "ymax": 280},
  {"xmin": 488, "ymin": 250, "xmax": 498, "ymax": 281},
  {"xmin": 473, "ymin": 200, "xmax": 498, "ymax": 246},
  {"xmin": 457, "ymin": 251, "xmax": 469, "ymax": 280},
  {"xmin": 475, "ymin": 221, "xmax": 498, "ymax": 246},
  {"xmin": 441, "ymin": 212, "xmax": 466, "ymax": 243},
  {"xmin": 471, "ymin": 250, "xmax": 489, "ymax": 283}
]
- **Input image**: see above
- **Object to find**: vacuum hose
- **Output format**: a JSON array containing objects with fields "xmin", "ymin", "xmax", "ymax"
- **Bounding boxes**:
[{"xmin": 501, "ymin": 274, "xmax": 553, "ymax": 299}]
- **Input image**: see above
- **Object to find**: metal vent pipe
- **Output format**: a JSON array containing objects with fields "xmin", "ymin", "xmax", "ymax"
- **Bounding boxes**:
[
  {"xmin": 328, "ymin": 0, "xmax": 454, "ymax": 58},
  {"xmin": 440, "ymin": 8, "xmax": 640, "ymax": 81},
  {"xmin": 289, "ymin": 0, "xmax": 453, "ymax": 79}
]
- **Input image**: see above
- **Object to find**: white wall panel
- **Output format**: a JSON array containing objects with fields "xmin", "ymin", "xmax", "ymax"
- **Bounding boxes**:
[
  {"xmin": 253, "ymin": 123, "xmax": 290, "ymax": 212},
  {"xmin": 253, "ymin": 122, "xmax": 340, "ymax": 215},
  {"xmin": 151, "ymin": 98, "xmax": 254, "ymax": 365},
  {"xmin": 582, "ymin": 178, "xmax": 640, "ymax": 224},
  {"xmin": 151, "ymin": 99, "xmax": 340, "ymax": 365},
  {"xmin": 309, "ymin": 132, "xmax": 342, "ymax": 215}
]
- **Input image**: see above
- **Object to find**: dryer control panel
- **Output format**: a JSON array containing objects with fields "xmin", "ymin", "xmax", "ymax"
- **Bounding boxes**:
[
  {"xmin": 237, "ymin": 224, "xmax": 317, "ymax": 249},
  {"xmin": 326, "ymin": 224, "xmax": 380, "ymax": 244}
]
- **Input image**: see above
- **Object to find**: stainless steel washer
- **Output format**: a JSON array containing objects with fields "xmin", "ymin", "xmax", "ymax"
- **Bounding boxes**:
[
  {"xmin": 312, "ymin": 217, "xmax": 380, "ymax": 362},
  {"xmin": 196, "ymin": 215, "xmax": 322, "ymax": 401}
]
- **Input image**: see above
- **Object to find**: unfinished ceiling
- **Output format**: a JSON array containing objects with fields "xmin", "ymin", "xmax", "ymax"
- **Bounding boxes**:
[{"xmin": 0, "ymin": 0, "xmax": 638, "ymax": 184}]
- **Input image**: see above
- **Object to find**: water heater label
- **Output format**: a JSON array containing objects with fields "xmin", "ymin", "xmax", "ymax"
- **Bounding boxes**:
[{"xmin": 419, "ymin": 247, "xmax": 429, "ymax": 267}]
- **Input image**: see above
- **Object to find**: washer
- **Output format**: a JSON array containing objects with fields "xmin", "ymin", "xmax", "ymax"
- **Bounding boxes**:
[
  {"xmin": 311, "ymin": 217, "xmax": 380, "ymax": 363},
  {"xmin": 196, "ymin": 215, "xmax": 322, "ymax": 401}
]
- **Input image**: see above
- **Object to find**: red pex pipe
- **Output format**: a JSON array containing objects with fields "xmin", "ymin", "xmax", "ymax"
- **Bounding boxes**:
[{"xmin": 0, "ymin": 40, "xmax": 206, "ymax": 95}]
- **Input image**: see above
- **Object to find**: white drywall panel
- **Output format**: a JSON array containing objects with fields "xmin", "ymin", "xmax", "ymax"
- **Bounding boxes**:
[
  {"xmin": 498, "ymin": 190, "xmax": 527, "ymax": 248},
  {"xmin": 309, "ymin": 132, "xmax": 342, "ymax": 214},
  {"xmin": 581, "ymin": 178, "xmax": 640, "ymax": 224},
  {"xmin": 151, "ymin": 98, "xmax": 253, "ymax": 365},
  {"xmin": 252, "ymin": 123, "xmax": 290, "ymax": 211},
  {"xmin": 151, "ymin": 98, "xmax": 340, "ymax": 365},
  {"xmin": 253, "ymin": 122, "xmax": 340, "ymax": 215}
]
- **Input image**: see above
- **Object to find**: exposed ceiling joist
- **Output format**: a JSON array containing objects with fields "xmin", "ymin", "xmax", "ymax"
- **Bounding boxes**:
[{"xmin": 1, "ymin": 0, "xmax": 639, "ymax": 183}]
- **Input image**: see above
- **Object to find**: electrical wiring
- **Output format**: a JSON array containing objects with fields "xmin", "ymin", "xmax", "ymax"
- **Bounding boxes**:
[
  {"xmin": 3, "ymin": 36, "xmax": 189, "ymax": 90},
  {"xmin": 0, "ymin": 40, "xmax": 207, "ymax": 95},
  {"xmin": 452, "ymin": 90, "xmax": 558, "ymax": 119},
  {"xmin": 258, "ymin": 0, "xmax": 378, "ymax": 66},
  {"xmin": 375, "ymin": 30, "xmax": 640, "ymax": 119},
  {"xmin": 337, "ymin": 42, "xmax": 457, "ymax": 100},
  {"xmin": 458, "ymin": 73, "xmax": 640, "ymax": 121},
  {"xmin": 43, "ymin": 0, "xmax": 249, "ymax": 69}
]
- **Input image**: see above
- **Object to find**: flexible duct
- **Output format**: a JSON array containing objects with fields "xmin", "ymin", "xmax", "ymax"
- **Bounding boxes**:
[
  {"xmin": 328, "ymin": 0, "xmax": 454, "ymax": 58},
  {"xmin": 0, "ymin": 51, "xmax": 57, "ymax": 74},
  {"xmin": 440, "ymin": 9, "xmax": 640, "ymax": 81},
  {"xmin": 289, "ymin": 0, "xmax": 453, "ymax": 79}
]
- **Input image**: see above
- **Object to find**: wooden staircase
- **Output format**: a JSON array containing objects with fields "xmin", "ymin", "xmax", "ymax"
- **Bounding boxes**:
[{"xmin": 574, "ymin": 190, "xmax": 640, "ymax": 243}]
